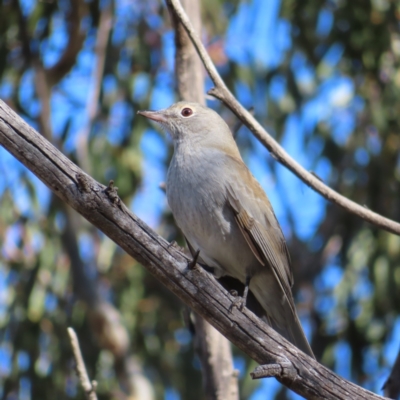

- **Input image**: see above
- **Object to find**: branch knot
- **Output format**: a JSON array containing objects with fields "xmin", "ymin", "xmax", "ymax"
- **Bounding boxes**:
[
  {"xmin": 105, "ymin": 180, "xmax": 120, "ymax": 205},
  {"xmin": 76, "ymin": 172, "xmax": 91, "ymax": 193},
  {"xmin": 251, "ymin": 360, "xmax": 296, "ymax": 382}
]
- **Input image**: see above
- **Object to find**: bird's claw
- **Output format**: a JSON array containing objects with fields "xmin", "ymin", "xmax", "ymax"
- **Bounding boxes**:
[
  {"xmin": 229, "ymin": 290, "xmax": 246, "ymax": 312},
  {"xmin": 187, "ymin": 249, "xmax": 200, "ymax": 270}
]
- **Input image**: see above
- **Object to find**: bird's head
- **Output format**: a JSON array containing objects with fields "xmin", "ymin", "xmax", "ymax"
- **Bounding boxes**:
[{"xmin": 137, "ymin": 102, "xmax": 235, "ymax": 150}]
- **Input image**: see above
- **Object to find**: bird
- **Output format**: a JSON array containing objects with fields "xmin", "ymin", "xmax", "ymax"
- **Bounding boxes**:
[{"xmin": 137, "ymin": 102, "xmax": 314, "ymax": 358}]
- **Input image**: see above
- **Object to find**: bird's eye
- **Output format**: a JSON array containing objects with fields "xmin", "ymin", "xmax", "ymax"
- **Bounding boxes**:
[{"xmin": 181, "ymin": 107, "xmax": 193, "ymax": 117}]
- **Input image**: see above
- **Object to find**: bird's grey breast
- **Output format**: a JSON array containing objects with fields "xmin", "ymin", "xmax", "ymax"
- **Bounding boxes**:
[{"xmin": 166, "ymin": 146, "xmax": 228, "ymax": 234}]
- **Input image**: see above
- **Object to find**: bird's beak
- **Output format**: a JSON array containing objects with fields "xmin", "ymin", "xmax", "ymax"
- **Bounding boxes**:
[{"xmin": 137, "ymin": 110, "xmax": 168, "ymax": 123}]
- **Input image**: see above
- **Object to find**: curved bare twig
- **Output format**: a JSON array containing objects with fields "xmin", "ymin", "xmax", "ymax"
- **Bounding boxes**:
[
  {"xmin": 68, "ymin": 328, "xmax": 98, "ymax": 400},
  {"xmin": 166, "ymin": 0, "xmax": 400, "ymax": 236}
]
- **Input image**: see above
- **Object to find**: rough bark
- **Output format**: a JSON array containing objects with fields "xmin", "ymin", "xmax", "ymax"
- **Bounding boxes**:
[{"xmin": 0, "ymin": 100, "xmax": 389, "ymax": 400}]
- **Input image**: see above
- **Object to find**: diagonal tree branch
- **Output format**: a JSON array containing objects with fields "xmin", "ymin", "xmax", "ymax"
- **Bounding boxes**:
[
  {"xmin": 165, "ymin": 0, "xmax": 400, "ymax": 236},
  {"xmin": 0, "ymin": 100, "xmax": 389, "ymax": 400}
]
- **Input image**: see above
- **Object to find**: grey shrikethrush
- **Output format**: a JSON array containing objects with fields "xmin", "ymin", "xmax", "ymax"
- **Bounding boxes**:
[{"xmin": 138, "ymin": 102, "xmax": 315, "ymax": 358}]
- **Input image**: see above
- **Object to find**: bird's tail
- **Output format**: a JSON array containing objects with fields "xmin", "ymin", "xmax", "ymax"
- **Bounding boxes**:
[{"xmin": 250, "ymin": 272, "xmax": 315, "ymax": 359}]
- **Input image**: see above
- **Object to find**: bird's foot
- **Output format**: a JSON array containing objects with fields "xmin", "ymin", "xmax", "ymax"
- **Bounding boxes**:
[
  {"xmin": 229, "ymin": 290, "xmax": 246, "ymax": 312},
  {"xmin": 187, "ymin": 249, "xmax": 200, "ymax": 270},
  {"xmin": 228, "ymin": 275, "xmax": 251, "ymax": 312}
]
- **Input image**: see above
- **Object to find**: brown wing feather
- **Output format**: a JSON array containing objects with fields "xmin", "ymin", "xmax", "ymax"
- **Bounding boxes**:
[
  {"xmin": 225, "ymin": 155, "xmax": 293, "ymax": 286},
  {"xmin": 226, "ymin": 185, "xmax": 295, "ymax": 315},
  {"xmin": 226, "ymin": 191, "xmax": 265, "ymax": 267}
]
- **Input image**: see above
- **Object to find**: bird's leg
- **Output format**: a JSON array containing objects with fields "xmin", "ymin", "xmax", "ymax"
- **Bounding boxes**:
[
  {"xmin": 188, "ymin": 249, "xmax": 200, "ymax": 269},
  {"xmin": 228, "ymin": 290, "xmax": 240, "ymax": 313},
  {"xmin": 230, "ymin": 275, "xmax": 251, "ymax": 312},
  {"xmin": 239, "ymin": 275, "xmax": 251, "ymax": 311}
]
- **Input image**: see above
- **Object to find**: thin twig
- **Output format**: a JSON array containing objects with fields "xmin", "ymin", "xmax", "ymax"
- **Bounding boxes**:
[
  {"xmin": 67, "ymin": 327, "xmax": 98, "ymax": 400},
  {"xmin": 166, "ymin": 0, "xmax": 400, "ymax": 236},
  {"xmin": 232, "ymin": 107, "xmax": 254, "ymax": 139}
]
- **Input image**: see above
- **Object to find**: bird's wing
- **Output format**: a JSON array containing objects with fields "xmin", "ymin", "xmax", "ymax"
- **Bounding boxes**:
[
  {"xmin": 224, "ymin": 156, "xmax": 314, "ymax": 358},
  {"xmin": 226, "ymin": 178, "xmax": 295, "ymax": 313}
]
